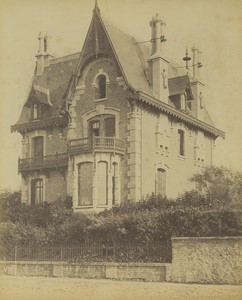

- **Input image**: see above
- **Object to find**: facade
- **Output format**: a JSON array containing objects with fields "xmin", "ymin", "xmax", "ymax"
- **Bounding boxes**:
[{"xmin": 11, "ymin": 4, "xmax": 224, "ymax": 213}]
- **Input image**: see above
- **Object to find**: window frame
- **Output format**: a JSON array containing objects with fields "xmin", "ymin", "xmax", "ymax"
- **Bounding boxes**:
[
  {"xmin": 178, "ymin": 129, "xmax": 185, "ymax": 157},
  {"xmin": 31, "ymin": 102, "xmax": 41, "ymax": 120},
  {"xmin": 95, "ymin": 74, "xmax": 107, "ymax": 100},
  {"xmin": 31, "ymin": 178, "xmax": 44, "ymax": 205},
  {"xmin": 78, "ymin": 162, "xmax": 94, "ymax": 206},
  {"xmin": 88, "ymin": 114, "xmax": 116, "ymax": 138},
  {"xmin": 156, "ymin": 168, "xmax": 166, "ymax": 198}
]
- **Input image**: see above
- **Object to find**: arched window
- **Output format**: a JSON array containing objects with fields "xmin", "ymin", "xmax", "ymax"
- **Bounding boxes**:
[
  {"xmin": 88, "ymin": 115, "xmax": 115, "ymax": 138},
  {"xmin": 97, "ymin": 161, "xmax": 108, "ymax": 205},
  {"xmin": 78, "ymin": 162, "xmax": 93, "ymax": 206},
  {"xmin": 96, "ymin": 75, "xmax": 106, "ymax": 99},
  {"xmin": 44, "ymin": 37, "xmax": 47, "ymax": 53},
  {"xmin": 112, "ymin": 163, "xmax": 118, "ymax": 205},
  {"xmin": 32, "ymin": 103, "xmax": 41, "ymax": 119},
  {"xmin": 178, "ymin": 129, "xmax": 185, "ymax": 156},
  {"xmin": 32, "ymin": 136, "xmax": 44, "ymax": 158},
  {"xmin": 156, "ymin": 168, "xmax": 166, "ymax": 197},
  {"xmin": 31, "ymin": 178, "xmax": 43, "ymax": 205}
]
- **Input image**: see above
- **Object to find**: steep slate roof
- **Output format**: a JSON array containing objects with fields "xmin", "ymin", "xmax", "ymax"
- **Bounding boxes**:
[
  {"xmin": 12, "ymin": 5, "xmax": 224, "ymax": 138},
  {"xmin": 101, "ymin": 14, "xmax": 153, "ymax": 96},
  {"xmin": 101, "ymin": 14, "xmax": 190, "ymax": 97},
  {"xmin": 12, "ymin": 53, "xmax": 79, "ymax": 131},
  {"xmin": 168, "ymin": 75, "xmax": 190, "ymax": 97}
]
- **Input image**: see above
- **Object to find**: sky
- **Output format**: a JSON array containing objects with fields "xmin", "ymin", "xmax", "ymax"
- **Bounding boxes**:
[{"xmin": 0, "ymin": 0, "xmax": 242, "ymax": 190}]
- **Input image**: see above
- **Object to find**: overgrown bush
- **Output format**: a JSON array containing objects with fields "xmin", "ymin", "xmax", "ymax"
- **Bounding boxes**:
[
  {"xmin": 1, "ymin": 166, "xmax": 242, "ymax": 251},
  {"xmin": 190, "ymin": 166, "xmax": 242, "ymax": 209}
]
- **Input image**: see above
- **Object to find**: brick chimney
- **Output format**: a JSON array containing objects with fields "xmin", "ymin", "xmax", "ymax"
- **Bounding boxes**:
[
  {"xmin": 148, "ymin": 14, "xmax": 169, "ymax": 103},
  {"xmin": 35, "ymin": 32, "xmax": 54, "ymax": 76}
]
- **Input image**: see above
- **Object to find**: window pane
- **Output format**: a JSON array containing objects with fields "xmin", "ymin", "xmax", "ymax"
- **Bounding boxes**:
[
  {"xmin": 178, "ymin": 129, "xmax": 185, "ymax": 156},
  {"xmin": 89, "ymin": 121, "xmax": 100, "ymax": 137},
  {"xmin": 97, "ymin": 162, "xmax": 108, "ymax": 205},
  {"xmin": 97, "ymin": 75, "xmax": 106, "ymax": 99},
  {"xmin": 33, "ymin": 136, "xmax": 44, "ymax": 157},
  {"xmin": 78, "ymin": 162, "xmax": 93, "ymax": 205},
  {"xmin": 31, "ymin": 179, "xmax": 43, "ymax": 205},
  {"xmin": 104, "ymin": 117, "xmax": 115, "ymax": 137},
  {"xmin": 157, "ymin": 169, "xmax": 166, "ymax": 197}
]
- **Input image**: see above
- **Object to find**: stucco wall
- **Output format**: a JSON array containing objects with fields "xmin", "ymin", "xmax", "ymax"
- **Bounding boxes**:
[
  {"xmin": 45, "ymin": 170, "xmax": 67, "ymax": 202},
  {"xmin": 140, "ymin": 105, "xmax": 213, "ymax": 199},
  {"xmin": 169, "ymin": 237, "xmax": 242, "ymax": 285}
]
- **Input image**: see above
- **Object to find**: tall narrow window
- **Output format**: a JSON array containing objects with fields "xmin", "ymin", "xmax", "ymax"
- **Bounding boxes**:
[
  {"xmin": 90, "ymin": 120, "xmax": 100, "ymax": 137},
  {"xmin": 32, "ymin": 136, "xmax": 44, "ymax": 158},
  {"xmin": 31, "ymin": 178, "xmax": 43, "ymax": 205},
  {"xmin": 96, "ymin": 75, "xmax": 106, "ymax": 99},
  {"xmin": 156, "ymin": 168, "xmax": 166, "ymax": 197},
  {"xmin": 178, "ymin": 129, "xmax": 185, "ymax": 156},
  {"xmin": 104, "ymin": 116, "xmax": 115, "ymax": 137},
  {"xmin": 97, "ymin": 161, "xmax": 108, "ymax": 205},
  {"xmin": 78, "ymin": 162, "xmax": 93, "ymax": 206},
  {"xmin": 32, "ymin": 103, "xmax": 41, "ymax": 119},
  {"xmin": 44, "ymin": 37, "xmax": 47, "ymax": 52},
  {"xmin": 112, "ymin": 163, "xmax": 118, "ymax": 205}
]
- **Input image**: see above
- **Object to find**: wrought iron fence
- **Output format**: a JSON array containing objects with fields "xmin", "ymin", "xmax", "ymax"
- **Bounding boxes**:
[{"xmin": 1, "ymin": 242, "xmax": 172, "ymax": 263}]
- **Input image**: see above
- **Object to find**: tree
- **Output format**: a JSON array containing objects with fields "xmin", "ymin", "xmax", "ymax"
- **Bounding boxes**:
[{"xmin": 190, "ymin": 166, "xmax": 242, "ymax": 209}]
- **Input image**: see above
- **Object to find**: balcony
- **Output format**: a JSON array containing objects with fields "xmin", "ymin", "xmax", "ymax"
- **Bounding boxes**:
[
  {"xmin": 68, "ymin": 137, "xmax": 125, "ymax": 155},
  {"xmin": 18, "ymin": 153, "xmax": 68, "ymax": 172}
]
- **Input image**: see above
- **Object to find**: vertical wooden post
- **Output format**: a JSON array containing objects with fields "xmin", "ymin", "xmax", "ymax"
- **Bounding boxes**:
[
  {"xmin": 60, "ymin": 245, "xmax": 63, "ymax": 261},
  {"xmin": 218, "ymin": 219, "xmax": 221, "ymax": 236},
  {"xmin": 14, "ymin": 245, "xmax": 18, "ymax": 276}
]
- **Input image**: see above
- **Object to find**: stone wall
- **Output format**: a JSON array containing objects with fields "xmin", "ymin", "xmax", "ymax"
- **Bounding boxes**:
[
  {"xmin": 2, "ymin": 237, "xmax": 241, "ymax": 284},
  {"xmin": 169, "ymin": 237, "xmax": 242, "ymax": 285},
  {"xmin": 0, "ymin": 261, "xmax": 168, "ymax": 282}
]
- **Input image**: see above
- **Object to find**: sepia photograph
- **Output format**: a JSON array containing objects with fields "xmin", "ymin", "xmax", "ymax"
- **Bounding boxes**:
[{"xmin": 0, "ymin": 0, "xmax": 242, "ymax": 299}]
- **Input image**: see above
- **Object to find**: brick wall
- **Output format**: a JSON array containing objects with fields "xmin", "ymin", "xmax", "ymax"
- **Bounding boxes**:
[{"xmin": 168, "ymin": 237, "xmax": 242, "ymax": 285}]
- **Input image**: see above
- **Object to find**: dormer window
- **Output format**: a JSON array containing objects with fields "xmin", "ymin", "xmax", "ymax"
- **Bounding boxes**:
[
  {"xmin": 32, "ymin": 102, "xmax": 41, "ymax": 120},
  {"xmin": 96, "ymin": 74, "xmax": 106, "ymax": 99}
]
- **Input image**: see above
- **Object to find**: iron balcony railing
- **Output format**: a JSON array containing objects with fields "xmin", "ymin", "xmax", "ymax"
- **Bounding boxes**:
[
  {"xmin": 68, "ymin": 137, "xmax": 125, "ymax": 155},
  {"xmin": 18, "ymin": 153, "xmax": 68, "ymax": 172}
]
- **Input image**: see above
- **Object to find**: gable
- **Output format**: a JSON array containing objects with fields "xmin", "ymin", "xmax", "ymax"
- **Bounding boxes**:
[{"xmin": 67, "ymin": 8, "xmax": 153, "ymax": 102}]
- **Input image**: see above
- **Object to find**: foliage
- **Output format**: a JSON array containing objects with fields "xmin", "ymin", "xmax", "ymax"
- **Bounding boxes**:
[
  {"xmin": 1, "ymin": 165, "xmax": 242, "ymax": 254},
  {"xmin": 0, "ymin": 189, "xmax": 73, "ymax": 228},
  {"xmin": 45, "ymin": 213, "xmax": 91, "ymax": 245},
  {"xmin": 190, "ymin": 166, "xmax": 242, "ymax": 209}
]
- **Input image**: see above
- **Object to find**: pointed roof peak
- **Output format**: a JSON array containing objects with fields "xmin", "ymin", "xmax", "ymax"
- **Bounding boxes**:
[{"xmin": 93, "ymin": 0, "xmax": 100, "ymax": 14}]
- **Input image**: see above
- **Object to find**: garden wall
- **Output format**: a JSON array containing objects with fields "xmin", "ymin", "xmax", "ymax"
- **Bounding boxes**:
[
  {"xmin": 1, "ymin": 237, "xmax": 241, "ymax": 284},
  {"xmin": 0, "ymin": 261, "xmax": 168, "ymax": 282},
  {"xmin": 168, "ymin": 236, "xmax": 242, "ymax": 284}
]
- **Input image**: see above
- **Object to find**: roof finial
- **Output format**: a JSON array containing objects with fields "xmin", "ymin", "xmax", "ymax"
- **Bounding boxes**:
[
  {"xmin": 94, "ymin": 0, "xmax": 100, "ymax": 14},
  {"xmin": 183, "ymin": 45, "xmax": 191, "ymax": 70}
]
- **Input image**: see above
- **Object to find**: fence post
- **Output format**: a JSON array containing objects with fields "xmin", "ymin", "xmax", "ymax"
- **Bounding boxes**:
[
  {"xmin": 14, "ymin": 245, "xmax": 18, "ymax": 276},
  {"xmin": 61, "ymin": 245, "xmax": 64, "ymax": 278},
  {"xmin": 113, "ymin": 241, "xmax": 116, "ymax": 261},
  {"xmin": 218, "ymin": 219, "xmax": 221, "ymax": 236}
]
